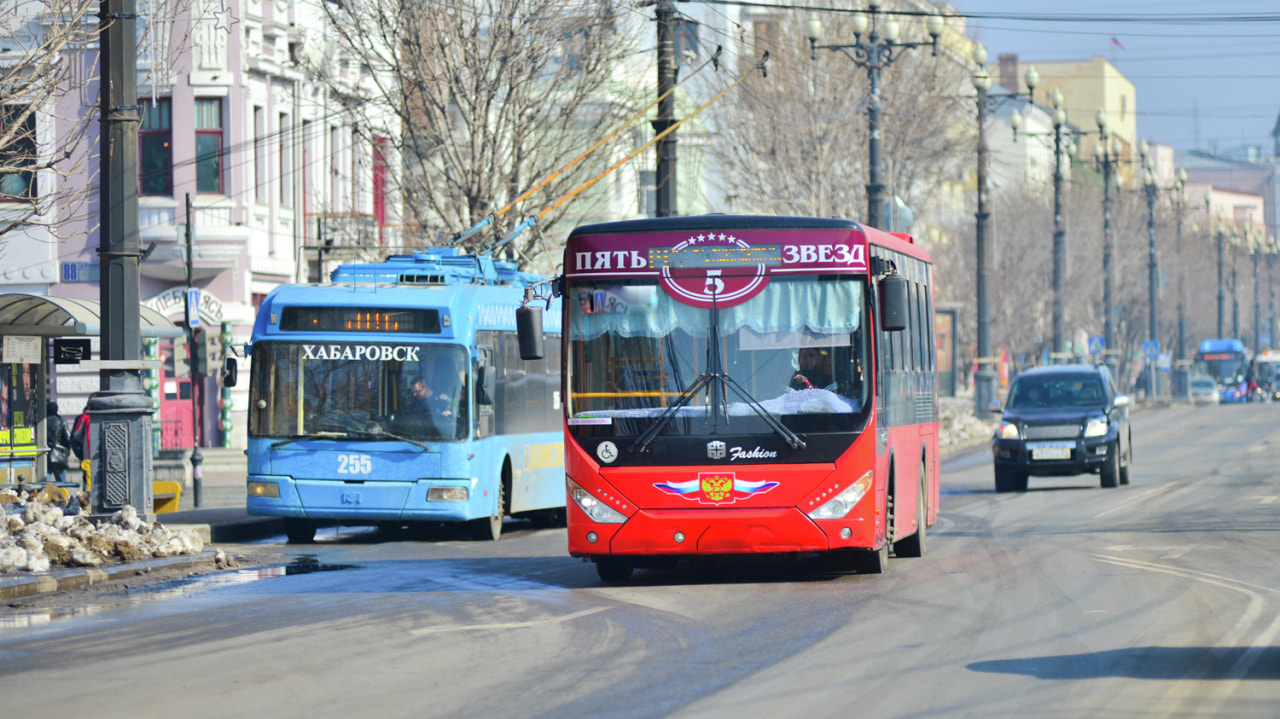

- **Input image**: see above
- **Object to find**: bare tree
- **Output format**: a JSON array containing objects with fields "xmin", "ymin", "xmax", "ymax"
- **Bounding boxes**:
[
  {"xmin": 0, "ymin": 0, "xmax": 100, "ymax": 244},
  {"xmin": 710, "ymin": 12, "xmax": 971, "ymax": 224},
  {"xmin": 315, "ymin": 0, "xmax": 638, "ymax": 268}
]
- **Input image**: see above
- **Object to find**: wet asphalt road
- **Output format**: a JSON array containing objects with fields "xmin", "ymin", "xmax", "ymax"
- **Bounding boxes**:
[{"xmin": 1, "ymin": 403, "xmax": 1277, "ymax": 718}]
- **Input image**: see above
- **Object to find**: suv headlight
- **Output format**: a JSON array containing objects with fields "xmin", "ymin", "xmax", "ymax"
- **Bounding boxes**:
[
  {"xmin": 568, "ymin": 478, "xmax": 627, "ymax": 524},
  {"xmin": 1084, "ymin": 417, "xmax": 1109, "ymax": 437},
  {"xmin": 996, "ymin": 421, "xmax": 1020, "ymax": 440}
]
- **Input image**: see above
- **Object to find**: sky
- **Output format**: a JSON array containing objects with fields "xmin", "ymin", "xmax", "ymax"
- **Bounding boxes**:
[{"xmin": 955, "ymin": 0, "xmax": 1280, "ymax": 156}]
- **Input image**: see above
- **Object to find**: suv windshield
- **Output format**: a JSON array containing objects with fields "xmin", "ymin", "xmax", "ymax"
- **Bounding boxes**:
[{"xmin": 1008, "ymin": 375, "xmax": 1106, "ymax": 409}]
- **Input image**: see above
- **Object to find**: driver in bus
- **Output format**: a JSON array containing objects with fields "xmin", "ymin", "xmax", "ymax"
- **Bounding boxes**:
[
  {"xmin": 789, "ymin": 348, "xmax": 835, "ymax": 391},
  {"xmin": 407, "ymin": 377, "xmax": 453, "ymax": 419}
]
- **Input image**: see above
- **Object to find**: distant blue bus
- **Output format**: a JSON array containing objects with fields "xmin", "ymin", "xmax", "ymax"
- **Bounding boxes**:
[
  {"xmin": 1193, "ymin": 338, "xmax": 1247, "ymax": 387},
  {"xmin": 244, "ymin": 249, "xmax": 564, "ymax": 542}
]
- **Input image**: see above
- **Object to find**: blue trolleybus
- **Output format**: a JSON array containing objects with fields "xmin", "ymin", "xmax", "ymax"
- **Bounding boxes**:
[{"xmin": 244, "ymin": 248, "xmax": 564, "ymax": 542}]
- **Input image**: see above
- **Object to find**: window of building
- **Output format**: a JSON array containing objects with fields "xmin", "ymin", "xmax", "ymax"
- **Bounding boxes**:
[
  {"xmin": 279, "ymin": 112, "xmax": 292, "ymax": 206},
  {"xmin": 674, "ymin": 19, "xmax": 699, "ymax": 65},
  {"xmin": 638, "ymin": 169, "xmax": 655, "ymax": 217},
  {"xmin": 195, "ymin": 98, "xmax": 224, "ymax": 193},
  {"xmin": 373, "ymin": 136, "xmax": 388, "ymax": 245},
  {"xmin": 139, "ymin": 98, "xmax": 172, "ymax": 196},
  {"xmin": 254, "ymin": 106, "xmax": 266, "ymax": 203},
  {"xmin": 0, "ymin": 105, "xmax": 38, "ymax": 201}
]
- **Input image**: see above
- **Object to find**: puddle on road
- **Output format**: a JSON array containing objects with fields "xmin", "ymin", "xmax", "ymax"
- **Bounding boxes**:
[{"xmin": 1, "ymin": 557, "xmax": 359, "ymax": 630}]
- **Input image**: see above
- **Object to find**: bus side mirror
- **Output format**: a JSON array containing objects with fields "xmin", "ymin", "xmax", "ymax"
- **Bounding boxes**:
[
  {"xmin": 879, "ymin": 274, "xmax": 908, "ymax": 332},
  {"xmin": 221, "ymin": 357, "xmax": 238, "ymax": 387},
  {"xmin": 516, "ymin": 306, "xmax": 545, "ymax": 360}
]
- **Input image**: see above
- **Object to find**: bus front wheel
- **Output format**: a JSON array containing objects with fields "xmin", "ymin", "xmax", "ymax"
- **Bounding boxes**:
[
  {"xmin": 595, "ymin": 557, "xmax": 634, "ymax": 582},
  {"xmin": 470, "ymin": 479, "xmax": 505, "ymax": 541},
  {"xmin": 283, "ymin": 518, "xmax": 316, "ymax": 544}
]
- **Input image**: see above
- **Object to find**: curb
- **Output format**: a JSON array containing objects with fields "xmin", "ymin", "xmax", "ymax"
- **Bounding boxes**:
[
  {"xmin": 0, "ymin": 552, "xmax": 217, "ymax": 601},
  {"xmin": 0, "ymin": 518, "xmax": 285, "ymax": 601}
]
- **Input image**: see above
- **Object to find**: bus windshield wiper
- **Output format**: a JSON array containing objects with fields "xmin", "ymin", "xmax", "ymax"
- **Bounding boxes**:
[
  {"xmin": 342, "ymin": 428, "xmax": 431, "ymax": 451},
  {"xmin": 629, "ymin": 372, "xmax": 712, "ymax": 454},
  {"xmin": 271, "ymin": 429, "xmax": 430, "ymax": 451},
  {"xmin": 630, "ymin": 291, "xmax": 805, "ymax": 454}
]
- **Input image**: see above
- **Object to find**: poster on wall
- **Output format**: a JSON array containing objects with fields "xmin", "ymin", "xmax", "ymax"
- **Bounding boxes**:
[{"xmin": 935, "ymin": 309, "xmax": 956, "ymax": 398}]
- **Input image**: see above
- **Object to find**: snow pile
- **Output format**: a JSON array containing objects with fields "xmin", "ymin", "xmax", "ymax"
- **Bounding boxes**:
[
  {"xmin": 939, "ymin": 397, "xmax": 998, "ymax": 453},
  {"xmin": 0, "ymin": 485, "xmax": 204, "ymax": 574}
]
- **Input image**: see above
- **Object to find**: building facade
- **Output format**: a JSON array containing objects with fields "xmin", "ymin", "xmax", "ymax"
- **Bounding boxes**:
[{"xmin": 2, "ymin": 0, "xmax": 400, "ymax": 451}]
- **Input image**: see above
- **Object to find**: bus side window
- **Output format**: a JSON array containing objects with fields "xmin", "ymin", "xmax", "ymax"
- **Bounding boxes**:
[{"xmin": 474, "ymin": 347, "xmax": 495, "ymax": 438}]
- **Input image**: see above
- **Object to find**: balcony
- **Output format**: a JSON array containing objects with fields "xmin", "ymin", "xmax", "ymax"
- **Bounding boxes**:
[{"xmin": 139, "ymin": 197, "xmax": 248, "ymax": 282}]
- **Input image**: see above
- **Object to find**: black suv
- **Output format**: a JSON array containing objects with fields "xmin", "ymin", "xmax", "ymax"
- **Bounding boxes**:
[{"xmin": 990, "ymin": 364, "xmax": 1133, "ymax": 492}]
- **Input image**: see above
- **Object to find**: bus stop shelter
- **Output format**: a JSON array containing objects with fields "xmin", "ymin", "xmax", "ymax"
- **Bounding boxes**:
[{"xmin": 0, "ymin": 293, "xmax": 181, "ymax": 485}]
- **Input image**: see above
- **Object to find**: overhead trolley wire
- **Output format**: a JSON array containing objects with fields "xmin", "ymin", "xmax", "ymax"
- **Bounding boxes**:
[
  {"xmin": 451, "ymin": 46, "xmax": 724, "ymax": 247},
  {"xmin": 486, "ymin": 51, "xmax": 772, "ymax": 254}
]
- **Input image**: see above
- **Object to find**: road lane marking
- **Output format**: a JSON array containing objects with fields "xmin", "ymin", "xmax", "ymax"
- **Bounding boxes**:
[
  {"xmin": 1094, "ymin": 485, "xmax": 1170, "ymax": 518},
  {"xmin": 409, "ymin": 606, "xmax": 608, "ymax": 635},
  {"xmin": 1093, "ymin": 555, "xmax": 1277, "ymax": 718}
]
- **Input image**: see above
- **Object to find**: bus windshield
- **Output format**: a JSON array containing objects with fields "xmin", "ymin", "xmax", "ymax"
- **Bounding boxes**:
[
  {"xmin": 1194, "ymin": 352, "xmax": 1246, "ymax": 385},
  {"xmin": 566, "ymin": 274, "xmax": 870, "ymax": 440},
  {"xmin": 248, "ymin": 342, "xmax": 470, "ymax": 442}
]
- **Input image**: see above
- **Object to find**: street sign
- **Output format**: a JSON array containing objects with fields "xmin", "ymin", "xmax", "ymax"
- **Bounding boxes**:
[
  {"xmin": 1157, "ymin": 352, "xmax": 1171, "ymax": 370},
  {"xmin": 53, "ymin": 339, "xmax": 91, "ymax": 364},
  {"xmin": 1088, "ymin": 335, "xmax": 1105, "ymax": 355},
  {"xmin": 1143, "ymin": 340, "xmax": 1160, "ymax": 359},
  {"xmin": 186, "ymin": 288, "xmax": 200, "ymax": 327}
]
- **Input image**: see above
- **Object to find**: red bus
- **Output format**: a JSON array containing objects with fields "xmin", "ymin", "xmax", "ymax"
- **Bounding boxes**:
[{"xmin": 517, "ymin": 216, "xmax": 939, "ymax": 580}]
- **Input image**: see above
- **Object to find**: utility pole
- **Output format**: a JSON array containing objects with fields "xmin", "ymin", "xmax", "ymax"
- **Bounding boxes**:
[
  {"xmin": 185, "ymin": 194, "xmax": 203, "ymax": 507},
  {"xmin": 90, "ymin": 0, "xmax": 153, "ymax": 519},
  {"xmin": 653, "ymin": 0, "xmax": 677, "ymax": 217}
]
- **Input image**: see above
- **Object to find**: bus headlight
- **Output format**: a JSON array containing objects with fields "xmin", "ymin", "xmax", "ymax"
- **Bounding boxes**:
[
  {"xmin": 996, "ymin": 421, "xmax": 1020, "ymax": 440},
  {"xmin": 808, "ymin": 471, "xmax": 873, "ymax": 520},
  {"xmin": 568, "ymin": 478, "xmax": 627, "ymax": 524},
  {"xmin": 247, "ymin": 481, "xmax": 280, "ymax": 498},
  {"xmin": 1084, "ymin": 418, "xmax": 1108, "ymax": 437},
  {"xmin": 428, "ymin": 486, "xmax": 469, "ymax": 502}
]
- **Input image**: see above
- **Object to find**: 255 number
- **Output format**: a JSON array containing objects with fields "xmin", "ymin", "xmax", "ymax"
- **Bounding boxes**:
[{"xmin": 337, "ymin": 454, "xmax": 373, "ymax": 475}]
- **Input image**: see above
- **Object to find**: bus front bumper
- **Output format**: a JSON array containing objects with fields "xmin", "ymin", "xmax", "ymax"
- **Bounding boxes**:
[
  {"xmin": 247, "ymin": 475, "xmax": 481, "ymax": 522},
  {"xmin": 568, "ymin": 506, "xmax": 877, "ymax": 557}
]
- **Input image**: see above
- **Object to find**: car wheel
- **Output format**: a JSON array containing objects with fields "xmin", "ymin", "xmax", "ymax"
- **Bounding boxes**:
[
  {"xmin": 994, "ymin": 467, "xmax": 1028, "ymax": 493},
  {"xmin": 1100, "ymin": 444, "xmax": 1120, "ymax": 488},
  {"xmin": 1118, "ymin": 432, "xmax": 1132, "ymax": 485}
]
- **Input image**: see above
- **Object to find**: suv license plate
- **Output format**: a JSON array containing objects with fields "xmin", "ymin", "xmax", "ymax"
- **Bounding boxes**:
[{"xmin": 1032, "ymin": 447, "xmax": 1071, "ymax": 460}]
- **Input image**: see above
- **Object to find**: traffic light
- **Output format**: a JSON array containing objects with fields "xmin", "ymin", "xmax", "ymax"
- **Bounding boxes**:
[
  {"xmin": 172, "ymin": 335, "xmax": 189, "ymax": 378},
  {"xmin": 192, "ymin": 330, "xmax": 209, "ymax": 376}
]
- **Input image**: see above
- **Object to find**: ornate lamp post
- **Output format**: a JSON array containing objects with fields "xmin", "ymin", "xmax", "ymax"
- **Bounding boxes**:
[
  {"xmin": 807, "ymin": 5, "xmax": 944, "ymax": 229},
  {"xmin": 1009, "ymin": 88, "xmax": 1069, "ymax": 359},
  {"xmin": 970, "ymin": 44, "xmax": 1036, "ymax": 415},
  {"xmin": 1094, "ymin": 112, "xmax": 1120, "ymax": 372},
  {"xmin": 1140, "ymin": 140, "xmax": 1159, "ymax": 400}
]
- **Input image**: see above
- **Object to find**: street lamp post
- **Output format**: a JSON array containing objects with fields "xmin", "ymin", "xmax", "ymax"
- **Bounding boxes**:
[
  {"xmin": 1094, "ymin": 112, "xmax": 1122, "ymax": 375},
  {"xmin": 1172, "ymin": 168, "xmax": 1188, "ymax": 398},
  {"xmin": 970, "ymin": 44, "xmax": 1036, "ymax": 415},
  {"xmin": 1140, "ymin": 141, "xmax": 1159, "ymax": 401},
  {"xmin": 1009, "ymin": 88, "xmax": 1068, "ymax": 359},
  {"xmin": 1213, "ymin": 197, "xmax": 1225, "ymax": 338},
  {"xmin": 807, "ymin": 5, "xmax": 943, "ymax": 229},
  {"xmin": 1253, "ymin": 233, "xmax": 1262, "ymax": 353},
  {"xmin": 1232, "ymin": 235, "xmax": 1240, "ymax": 339}
]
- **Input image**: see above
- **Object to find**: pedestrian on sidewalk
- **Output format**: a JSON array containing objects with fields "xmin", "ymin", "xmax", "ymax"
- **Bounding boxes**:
[{"xmin": 45, "ymin": 401, "xmax": 74, "ymax": 483}]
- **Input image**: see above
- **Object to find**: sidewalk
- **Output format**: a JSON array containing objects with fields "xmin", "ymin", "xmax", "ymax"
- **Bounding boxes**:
[{"xmin": 0, "ymin": 448, "xmax": 281, "ymax": 601}]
